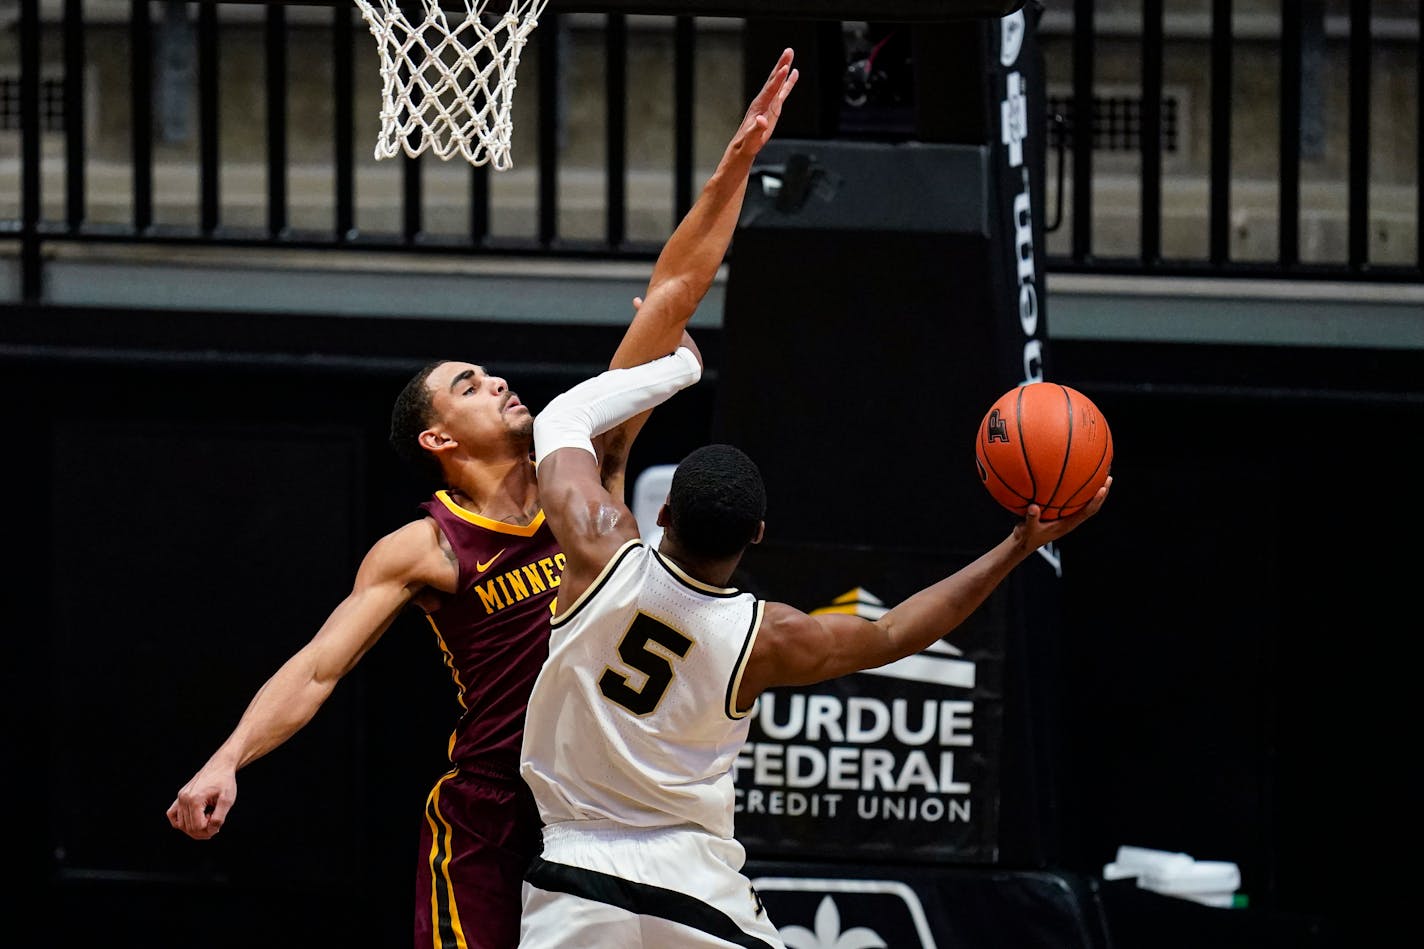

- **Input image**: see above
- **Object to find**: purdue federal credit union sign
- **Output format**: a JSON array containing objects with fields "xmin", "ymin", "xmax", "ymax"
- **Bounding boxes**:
[{"xmin": 731, "ymin": 586, "xmax": 1004, "ymax": 863}]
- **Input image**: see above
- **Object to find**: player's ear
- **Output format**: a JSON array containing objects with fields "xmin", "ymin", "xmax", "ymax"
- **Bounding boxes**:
[
  {"xmin": 656, "ymin": 503, "xmax": 670, "ymax": 527},
  {"xmin": 751, "ymin": 521, "xmax": 765, "ymax": 545},
  {"xmin": 419, "ymin": 428, "xmax": 455, "ymax": 453}
]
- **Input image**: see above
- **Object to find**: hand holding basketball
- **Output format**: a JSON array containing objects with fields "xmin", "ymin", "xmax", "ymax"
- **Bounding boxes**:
[{"xmin": 975, "ymin": 382, "xmax": 1114, "ymax": 520}]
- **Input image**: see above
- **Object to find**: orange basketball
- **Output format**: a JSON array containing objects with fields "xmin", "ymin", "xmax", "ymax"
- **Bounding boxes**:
[{"xmin": 974, "ymin": 382, "xmax": 1113, "ymax": 520}]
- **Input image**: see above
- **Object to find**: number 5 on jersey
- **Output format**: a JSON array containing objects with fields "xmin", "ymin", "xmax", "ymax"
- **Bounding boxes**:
[{"xmin": 600, "ymin": 613, "xmax": 695, "ymax": 715}]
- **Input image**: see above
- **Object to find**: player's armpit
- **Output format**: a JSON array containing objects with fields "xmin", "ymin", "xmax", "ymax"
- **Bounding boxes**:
[
  {"xmin": 358, "ymin": 517, "xmax": 459, "ymax": 596},
  {"xmin": 740, "ymin": 603, "xmax": 884, "ymax": 705}
]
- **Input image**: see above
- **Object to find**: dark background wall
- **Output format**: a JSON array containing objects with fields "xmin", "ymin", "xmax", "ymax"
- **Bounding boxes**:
[
  {"xmin": 0, "ymin": 3, "xmax": 1416, "ymax": 947},
  {"xmin": 1048, "ymin": 336, "xmax": 1415, "ymax": 948},
  {"xmin": 2, "ymin": 302, "xmax": 1414, "ymax": 948},
  {"xmin": 0, "ymin": 308, "xmax": 721, "ymax": 949}
]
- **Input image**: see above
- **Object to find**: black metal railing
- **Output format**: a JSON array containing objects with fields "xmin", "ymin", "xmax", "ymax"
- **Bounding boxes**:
[
  {"xmin": 4, "ymin": 0, "xmax": 1421, "ymax": 304},
  {"xmin": 1051, "ymin": 0, "xmax": 1421, "ymax": 282},
  {"xmin": 6, "ymin": 0, "xmax": 711, "ymax": 299}
]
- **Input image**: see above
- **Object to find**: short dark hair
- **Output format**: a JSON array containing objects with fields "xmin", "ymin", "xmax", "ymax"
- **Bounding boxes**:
[
  {"xmin": 389, "ymin": 360, "xmax": 447, "ymax": 486},
  {"xmin": 666, "ymin": 444, "xmax": 766, "ymax": 558}
]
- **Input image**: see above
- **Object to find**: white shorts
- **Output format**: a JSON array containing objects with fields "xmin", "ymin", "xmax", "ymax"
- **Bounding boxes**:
[{"xmin": 519, "ymin": 820, "xmax": 785, "ymax": 949}]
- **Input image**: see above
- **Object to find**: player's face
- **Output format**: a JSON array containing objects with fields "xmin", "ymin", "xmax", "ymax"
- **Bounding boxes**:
[{"xmin": 425, "ymin": 361, "xmax": 534, "ymax": 449}]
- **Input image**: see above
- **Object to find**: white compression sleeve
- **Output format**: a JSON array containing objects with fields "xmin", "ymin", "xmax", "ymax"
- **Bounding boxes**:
[{"xmin": 533, "ymin": 346, "xmax": 701, "ymax": 469}]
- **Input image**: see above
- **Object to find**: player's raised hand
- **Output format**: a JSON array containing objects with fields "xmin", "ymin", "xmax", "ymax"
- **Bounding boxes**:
[{"xmin": 735, "ymin": 48, "xmax": 799, "ymax": 155}]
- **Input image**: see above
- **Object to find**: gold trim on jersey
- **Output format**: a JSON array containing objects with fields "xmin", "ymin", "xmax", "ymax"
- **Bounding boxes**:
[
  {"xmin": 423, "ymin": 770, "xmax": 471, "ymax": 949},
  {"xmin": 550, "ymin": 537, "xmax": 643, "ymax": 628},
  {"xmin": 425, "ymin": 612, "xmax": 470, "ymax": 749},
  {"xmin": 726, "ymin": 600, "xmax": 765, "ymax": 720},
  {"xmin": 650, "ymin": 547, "xmax": 742, "ymax": 597},
  {"xmin": 433, "ymin": 489, "xmax": 546, "ymax": 536}
]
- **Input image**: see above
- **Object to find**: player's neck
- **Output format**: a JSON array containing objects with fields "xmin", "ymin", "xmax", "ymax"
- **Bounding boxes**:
[
  {"xmin": 656, "ymin": 541, "xmax": 739, "ymax": 589},
  {"xmin": 444, "ymin": 455, "xmax": 539, "ymax": 525}
]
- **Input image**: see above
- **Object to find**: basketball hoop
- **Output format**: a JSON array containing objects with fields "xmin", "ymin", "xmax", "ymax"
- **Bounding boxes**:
[{"xmin": 353, "ymin": 0, "xmax": 549, "ymax": 169}]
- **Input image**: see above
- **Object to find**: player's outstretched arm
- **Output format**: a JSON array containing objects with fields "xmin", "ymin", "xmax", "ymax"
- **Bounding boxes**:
[
  {"xmin": 738, "ymin": 481, "xmax": 1112, "ymax": 705},
  {"xmin": 610, "ymin": 47, "xmax": 798, "ymax": 367},
  {"xmin": 165, "ymin": 520, "xmax": 452, "ymax": 839},
  {"xmin": 535, "ymin": 349, "xmax": 702, "ymax": 607},
  {"xmin": 596, "ymin": 48, "xmax": 799, "ymax": 500}
]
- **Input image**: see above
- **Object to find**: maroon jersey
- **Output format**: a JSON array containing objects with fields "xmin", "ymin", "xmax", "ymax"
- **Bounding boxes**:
[{"xmin": 418, "ymin": 489, "xmax": 565, "ymax": 776}]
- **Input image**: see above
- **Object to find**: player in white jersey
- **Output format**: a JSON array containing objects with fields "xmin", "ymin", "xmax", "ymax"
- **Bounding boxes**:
[
  {"xmin": 524, "ymin": 537, "xmax": 762, "ymax": 839},
  {"xmin": 520, "ymin": 352, "xmax": 1112, "ymax": 948}
]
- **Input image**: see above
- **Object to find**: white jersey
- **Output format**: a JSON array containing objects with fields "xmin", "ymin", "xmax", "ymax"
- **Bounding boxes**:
[{"xmin": 520, "ymin": 539, "xmax": 764, "ymax": 840}]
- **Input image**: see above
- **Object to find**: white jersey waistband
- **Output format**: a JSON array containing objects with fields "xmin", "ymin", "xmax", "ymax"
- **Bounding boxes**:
[{"xmin": 541, "ymin": 818, "xmax": 713, "ymax": 848}]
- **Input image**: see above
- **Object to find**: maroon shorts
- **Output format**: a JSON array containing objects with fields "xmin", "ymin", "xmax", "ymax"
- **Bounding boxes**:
[{"xmin": 413, "ymin": 767, "xmax": 542, "ymax": 949}]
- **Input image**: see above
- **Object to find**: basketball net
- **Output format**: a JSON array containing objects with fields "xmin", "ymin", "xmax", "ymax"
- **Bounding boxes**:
[{"xmin": 353, "ymin": 0, "xmax": 549, "ymax": 169}]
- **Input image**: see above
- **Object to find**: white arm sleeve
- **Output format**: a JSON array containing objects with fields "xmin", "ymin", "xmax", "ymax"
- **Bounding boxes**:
[{"xmin": 533, "ymin": 346, "xmax": 701, "ymax": 469}]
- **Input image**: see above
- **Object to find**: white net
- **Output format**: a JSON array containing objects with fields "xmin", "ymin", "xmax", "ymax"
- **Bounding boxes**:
[{"xmin": 353, "ymin": 0, "xmax": 549, "ymax": 169}]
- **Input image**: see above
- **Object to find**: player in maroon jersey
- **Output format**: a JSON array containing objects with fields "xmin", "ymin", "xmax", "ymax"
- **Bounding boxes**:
[{"xmin": 166, "ymin": 50, "xmax": 799, "ymax": 949}]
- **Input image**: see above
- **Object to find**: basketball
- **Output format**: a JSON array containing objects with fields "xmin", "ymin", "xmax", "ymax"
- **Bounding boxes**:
[{"xmin": 974, "ymin": 382, "xmax": 1113, "ymax": 520}]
